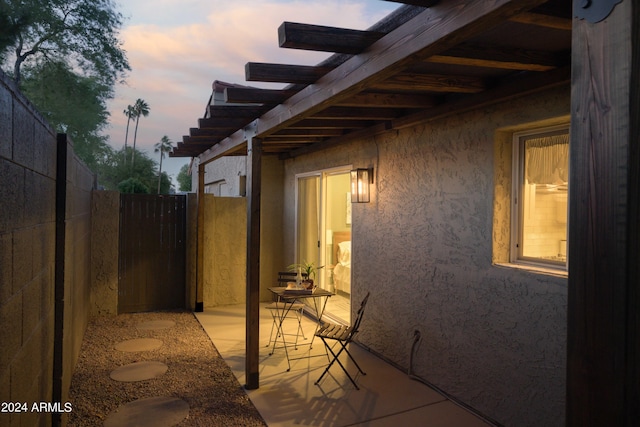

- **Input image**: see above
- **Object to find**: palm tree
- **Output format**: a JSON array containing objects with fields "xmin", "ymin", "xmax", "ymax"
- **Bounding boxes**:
[
  {"xmin": 122, "ymin": 104, "xmax": 136, "ymax": 164},
  {"xmin": 131, "ymin": 98, "xmax": 150, "ymax": 167},
  {"xmin": 154, "ymin": 135, "xmax": 173, "ymax": 193}
]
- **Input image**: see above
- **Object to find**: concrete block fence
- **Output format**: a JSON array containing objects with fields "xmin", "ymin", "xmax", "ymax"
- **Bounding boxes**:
[{"xmin": 1, "ymin": 70, "xmax": 94, "ymax": 426}]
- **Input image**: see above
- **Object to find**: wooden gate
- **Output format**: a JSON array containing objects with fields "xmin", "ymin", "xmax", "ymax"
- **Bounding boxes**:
[{"xmin": 119, "ymin": 194, "xmax": 186, "ymax": 313}]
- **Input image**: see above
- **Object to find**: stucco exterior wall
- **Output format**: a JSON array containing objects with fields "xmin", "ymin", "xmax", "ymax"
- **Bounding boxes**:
[
  {"xmin": 200, "ymin": 156, "xmax": 284, "ymax": 307},
  {"xmin": 203, "ymin": 195, "xmax": 247, "ymax": 307},
  {"xmin": 282, "ymin": 87, "xmax": 570, "ymax": 427},
  {"xmin": 193, "ymin": 156, "xmax": 246, "ymax": 196},
  {"xmin": 90, "ymin": 190, "xmax": 120, "ymax": 316}
]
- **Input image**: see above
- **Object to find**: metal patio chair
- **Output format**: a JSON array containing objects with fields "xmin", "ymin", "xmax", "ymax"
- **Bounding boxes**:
[{"xmin": 314, "ymin": 291, "xmax": 370, "ymax": 390}]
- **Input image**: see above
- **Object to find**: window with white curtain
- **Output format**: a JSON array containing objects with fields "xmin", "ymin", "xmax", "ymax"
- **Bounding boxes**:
[{"xmin": 512, "ymin": 125, "xmax": 569, "ymax": 269}]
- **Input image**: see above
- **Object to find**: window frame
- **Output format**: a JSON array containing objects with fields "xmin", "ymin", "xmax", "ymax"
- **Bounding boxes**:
[{"xmin": 510, "ymin": 124, "xmax": 570, "ymax": 271}]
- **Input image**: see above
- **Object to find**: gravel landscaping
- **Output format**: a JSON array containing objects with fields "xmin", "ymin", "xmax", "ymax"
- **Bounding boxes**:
[{"xmin": 67, "ymin": 311, "xmax": 266, "ymax": 426}]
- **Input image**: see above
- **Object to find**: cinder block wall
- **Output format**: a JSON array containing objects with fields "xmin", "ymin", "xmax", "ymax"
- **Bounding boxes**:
[{"xmin": 0, "ymin": 71, "xmax": 94, "ymax": 426}]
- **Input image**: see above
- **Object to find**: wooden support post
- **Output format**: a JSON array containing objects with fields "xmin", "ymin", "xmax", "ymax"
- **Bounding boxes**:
[
  {"xmin": 52, "ymin": 134, "xmax": 67, "ymax": 427},
  {"xmin": 567, "ymin": 1, "xmax": 639, "ymax": 425},
  {"xmin": 195, "ymin": 162, "xmax": 205, "ymax": 312},
  {"xmin": 245, "ymin": 136, "xmax": 262, "ymax": 390}
]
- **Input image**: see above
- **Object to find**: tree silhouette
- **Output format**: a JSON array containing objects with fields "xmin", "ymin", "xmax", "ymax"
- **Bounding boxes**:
[
  {"xmin": 122, "ymin": 104, "xmax": 136, "ymax": 164},
  {"xmin": 131, "ymin": 98, "xmax": 150, "ymax": 167},
  {"xmin": 154, "ymin": 135, "xmax": 173, "ymax": 194},
  {"xmin": 0, "ymin": 0, "xmax": 129, "ymax": 86}
]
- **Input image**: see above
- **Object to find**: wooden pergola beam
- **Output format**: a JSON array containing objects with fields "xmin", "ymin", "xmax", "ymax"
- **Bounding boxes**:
[
  {"xmin": 289, "ymin": 119, "xmax": 373, "ymax": 129},
  {"xmin": 268, "ymin": 128, "xmax": 344, "ymax": 138},
  {"xmin": 509, "ymin": 12, "xmax": 572, "ymax": 31},
  {"xmin": 311, "ymin": 106, "xmax": 400, "ymax": 121},
  {"xmin": 371, "ymin": 72, "xmax": 487, "ymax": 93},
  {"xmin": 245, "ymin": 62, "xmax": 333, "ymax": 84},
  {"xmin": 208, "ymin": 105, "xmax": 270, "ymax": 118},
  {"xmin": 198, "ymin": 0, "xmax": 549, "ymax": 164},
  {"xmin": 254, "ymin": 0, "xmax": 549, "ymax": 139},
  {"xmin": 198, "ymin": 116, "xmax": 255, "ymax": 129},
  {"xmin": 278, "ymin": 21, "xmax": 385, "ymax": 54},
  {"xmin": 189, "ymin": 128, "xmax": 232, "ymax": 138},
  {"xmin": 336, "ymin": 92, "xmax": 438, "ymax": 108},
  {"xmin": 282, "ymin": 64, "xmax": 570, "ymax": 160},
  {"xmin": 225, "ymin": 88, "xmax": 297, "ymax": 105},
  {"xmin": 428, "ymin": 43, "xmax": 566, "ymax": 71}
]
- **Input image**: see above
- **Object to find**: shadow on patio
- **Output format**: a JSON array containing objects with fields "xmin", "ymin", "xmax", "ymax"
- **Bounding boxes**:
[{"xmin": 196, "ymin": 304, "xmax": 494, "ymax": 427}]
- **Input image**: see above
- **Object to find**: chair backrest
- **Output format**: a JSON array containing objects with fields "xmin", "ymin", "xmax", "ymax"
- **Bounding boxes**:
[
  {"xmin": 277, "ymin": 271, "xmax": 308, "ymax": 285},
  {"xmin": 349, "ymin": 291, "xmax": 370, "ymax": 338}
]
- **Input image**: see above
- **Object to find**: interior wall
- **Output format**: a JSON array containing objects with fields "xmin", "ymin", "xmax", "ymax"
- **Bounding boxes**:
[{"xmin": 283, "ymin": 86, "xmax": 570, "ymax": 427}]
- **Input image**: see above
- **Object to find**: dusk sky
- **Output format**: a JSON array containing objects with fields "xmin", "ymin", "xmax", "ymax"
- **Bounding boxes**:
[{"xmin": 107, "ymin": 0, "xmax": 399, "ymax": 188}]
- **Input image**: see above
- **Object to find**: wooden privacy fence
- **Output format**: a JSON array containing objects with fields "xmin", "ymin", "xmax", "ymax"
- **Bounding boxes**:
[{"xmin": 119, "ymin": 194, "xmax": 186, "ymax": 313}]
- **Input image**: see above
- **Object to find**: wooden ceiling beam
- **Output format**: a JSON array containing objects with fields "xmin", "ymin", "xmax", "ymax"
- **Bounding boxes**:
[
  {"xmin": 262, "ymin": 137, "xmax": 326, "ymax": 144},
  {"xmin": 198, "ymin": 117, "xmax": 255, "ymax": 129},
  {"xmin": 290, "ymin": 119, "xmax": 374, "ymax": 129},
  {"xmin": 428, "ymin": 43, "xmax": 565, "ymax": 71},
  {"xmin": 269, "ymin": 129, "xmax": 344, "ymax": 138},
  {"xmin": 509, "ymin": 12, "xmax": 572, "ymax": 31},
  {"xmin": 207, "ymin": 105, "xmax": 270, "ymax": 118},
  {"xmin": 337, "ymin": 92, "xmax": 438, "ymax": 108},
  {"xmin": 224, "ymin": 87, "xmax": 297, "ymax": 104},
  {"xmin": 245, "ymin": 62, "xmax": 333, "ymax": 84},
  {"xmin": 278, "ymin": 21, "xmax": 385, "ymax": 54},
  {"xmin": 371, "ymin": 73, "xmax": 486, "ymax": 93},
  {"xmin": 189, "ymin": 128, "xmax": 231, "ymax": 138},
  {"xmin": 311, "ymin": 106, "xmax": 400, "ymax": 121},
  {"xmin": 283, "ymin": 65, "xmax": 570, "ymax": 161},
  {"xmin": 392, "ymin": 65, "xmax": 571, "ymax": 130}
]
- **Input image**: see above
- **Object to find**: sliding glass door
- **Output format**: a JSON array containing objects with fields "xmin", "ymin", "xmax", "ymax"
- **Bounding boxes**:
[{"xmin": 296, "ymin": 168, "xmax": 352, "ymax": 323}]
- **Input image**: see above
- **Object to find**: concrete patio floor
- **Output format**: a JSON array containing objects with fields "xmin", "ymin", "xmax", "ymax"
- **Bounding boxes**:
[{"xmin": 195, "ymin": 303, "xmax": 494, "ymax": 427}]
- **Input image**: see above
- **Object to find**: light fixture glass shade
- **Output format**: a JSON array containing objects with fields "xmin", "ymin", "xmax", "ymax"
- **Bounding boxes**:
[{"xmin": 350, "ymin": 168, "xmax": 371, "ymax": 203}]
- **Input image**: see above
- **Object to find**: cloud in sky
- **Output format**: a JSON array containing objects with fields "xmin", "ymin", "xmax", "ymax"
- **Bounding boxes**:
[{"xmin": 106, "ymin": 0, "xmax": 398, "ymax": 186}]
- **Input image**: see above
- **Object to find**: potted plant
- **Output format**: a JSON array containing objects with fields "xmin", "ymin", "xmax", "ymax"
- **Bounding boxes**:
[{"xmin": 288, "ymin": 261, "xmax": 324, "ymax": 289}]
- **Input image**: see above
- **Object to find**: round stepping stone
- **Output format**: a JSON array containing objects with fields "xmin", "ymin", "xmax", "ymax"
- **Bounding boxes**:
[
  {"xmin": 136, "ymin": 320, "xmax": 176, "ymax": 331},
  {"xmin": 104, "ymin": 396, "xmax": 189, "ymax": 427},
  {"xmin": 114, "ymin": 338, "xmax": 163, "ymax": 352},
  {"xmin": 110, "ymin": 361, "xmax": 168, "ymax": 382}
]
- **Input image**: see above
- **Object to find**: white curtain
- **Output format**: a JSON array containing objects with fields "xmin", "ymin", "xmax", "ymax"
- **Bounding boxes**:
[
  {"xmin": 297, "ymin": 176, "xmax": 320, "ymax": 266},
  {"xmin": 525, "ymin": 133, "xmax": 569, "ymax": 185}
]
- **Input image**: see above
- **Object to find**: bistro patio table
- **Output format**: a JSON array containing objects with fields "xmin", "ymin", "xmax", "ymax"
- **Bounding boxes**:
[{"xmin": 267, "ymin": 286, "xmax": 333, "ymax": 371}]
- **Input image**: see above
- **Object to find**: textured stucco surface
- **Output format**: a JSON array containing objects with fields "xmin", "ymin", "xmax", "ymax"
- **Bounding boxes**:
[
  {"xmin": 91, "ymin": 190, "xmax": 120, "ymax": 316},
  {"xmin": 282, "ymin": 87, "xmax": 570, "ymax": 427},
  {"xmin": 203, "ymin": 195, "xmax": 247, "ymax": 307},
  {"xmin": 200, "ymin": 156, "xmax": 284, "ymax": 307}
]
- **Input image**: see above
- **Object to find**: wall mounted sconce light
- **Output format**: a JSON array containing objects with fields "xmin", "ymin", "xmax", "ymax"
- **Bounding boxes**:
[{"xmin": 351, "ymin": 168, "xmax": 374, "ymax": 203}]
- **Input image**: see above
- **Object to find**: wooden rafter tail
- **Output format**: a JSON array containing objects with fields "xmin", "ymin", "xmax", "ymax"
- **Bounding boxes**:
[
  {"xmin": 245, "ymin": 62, "xmax": 333, "ymax": 84},
  {"xmin": 224, "ymin": 87, "xmax": 297, "ymax": 105},
  {"xmin": 278, "ymin": 21, "xmax": 385, "ymax": 54}
]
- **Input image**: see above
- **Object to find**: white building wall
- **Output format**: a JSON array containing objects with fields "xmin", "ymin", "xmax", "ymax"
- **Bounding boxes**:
[{"xmin": 282, "ymin": 86, "xmax": 570, "ymax": 427}]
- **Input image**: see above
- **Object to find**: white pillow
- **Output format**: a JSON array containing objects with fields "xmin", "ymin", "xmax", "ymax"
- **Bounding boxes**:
[{"xmin": 337, "ymin": 241, "xmax": 351, "ymax": 264}]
